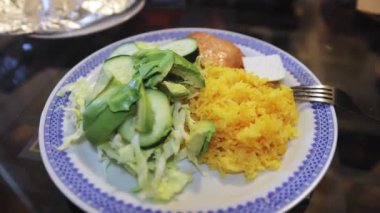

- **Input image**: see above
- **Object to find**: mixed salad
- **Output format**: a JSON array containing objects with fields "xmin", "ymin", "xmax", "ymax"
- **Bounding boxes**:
[{"xmin": 58, "ymin": 38, "xmax": 216, "ymax": 201}]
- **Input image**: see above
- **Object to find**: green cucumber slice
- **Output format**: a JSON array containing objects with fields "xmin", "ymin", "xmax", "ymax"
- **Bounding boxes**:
[
  {"xmin": 109, "ymin": 43, "xmax": 138, "ymax": 58},
  {"xmin": 135, "ymin": 86, "xmax": 154, "ymax": 133},
  {"xmin": 160, "ymin": 38, "xmax": 198, "ymax": 61},
  {"xmin": 119, "ymin": 89, "xmax": 172, "ymax": 148},
  {"xmin": 102, "ymin": 55, "xmax": 136, "ymax": 84}
]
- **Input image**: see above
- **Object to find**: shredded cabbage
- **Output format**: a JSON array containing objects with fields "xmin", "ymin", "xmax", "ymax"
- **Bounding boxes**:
[
  {"xmin": 58, "ymin": 77, "xmax": 92, "ymax": 113},
  {"xmin": 173, "ymin": 102, "xmax": 189, "ymax": 140},
  {"xmin": 149, "ymin": 165, "xmax": 191, "ymax": 201},
  {"xmin": 106, "ymin": 103, "xmax": 192, "ymax": 200},
  {"xmin": 58, "ymin": 124, "xmax": 84, "ymax": 150},
  {"xmin": 58, "ymin": 49, "xmax": 204, "ymax": 201},
  {"xmin": 58, "ymin": 78, "xmax": 92, "ymax": 150}
]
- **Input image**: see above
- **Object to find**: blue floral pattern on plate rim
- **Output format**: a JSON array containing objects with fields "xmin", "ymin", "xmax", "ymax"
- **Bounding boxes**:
[{"xmin": 39, "ymin": 28, "xmax": 337, "ymax": 213}]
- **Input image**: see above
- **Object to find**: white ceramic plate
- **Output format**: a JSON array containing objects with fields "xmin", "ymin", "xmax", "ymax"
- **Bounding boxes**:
[
  {"xmin": 39, "ymin": 28, "xmax": 337, "ymax": 212},
  {"xmin": 30, "ymin": 0, "xmax": 145, "ymax": 39}
]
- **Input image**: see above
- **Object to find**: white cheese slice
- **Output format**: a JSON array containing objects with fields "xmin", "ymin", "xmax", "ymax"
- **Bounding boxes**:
[{"xmin": 243, "ymin": 55, "xmax": 286, "ymax": 81}]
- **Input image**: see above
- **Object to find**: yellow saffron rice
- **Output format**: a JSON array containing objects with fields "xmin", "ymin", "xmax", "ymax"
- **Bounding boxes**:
[{"xmin": 189, "ymin": 67, "xmax": 299, "ymax": 179}]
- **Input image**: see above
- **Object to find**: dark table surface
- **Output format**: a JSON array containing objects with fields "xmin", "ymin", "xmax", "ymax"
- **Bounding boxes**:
[{"xmin": 1, "ymin": 0, "xmax": 380, "ymax": 212}]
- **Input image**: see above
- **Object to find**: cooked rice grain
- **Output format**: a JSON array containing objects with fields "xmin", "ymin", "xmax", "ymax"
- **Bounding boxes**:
[{"xmin": 189, "ymin": 67, "xmax": 298, "ymax": 179}]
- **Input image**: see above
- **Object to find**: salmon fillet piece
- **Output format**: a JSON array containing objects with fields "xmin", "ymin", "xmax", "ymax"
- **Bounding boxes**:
[{"xmin": 188, "ymin": 32, "xmax": 243, "ymax": 68}]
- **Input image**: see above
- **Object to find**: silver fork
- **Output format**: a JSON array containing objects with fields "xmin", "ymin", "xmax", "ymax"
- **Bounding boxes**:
[
  {"xmin": 292, "ymin": 85, "xmax": 335, "ymax": 105},
  {"xmin": 292, "ymin": 85, "xmax": 380, "ymax": 122}
]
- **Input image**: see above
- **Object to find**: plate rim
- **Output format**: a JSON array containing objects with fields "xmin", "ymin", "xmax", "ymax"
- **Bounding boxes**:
[
  {"xmin": 30, "ymin": 0, "xmax": 145, "ymax": 39},
  {"xmin": 39, "ymin": 27, "xmax": 338, "ymax": 212}
]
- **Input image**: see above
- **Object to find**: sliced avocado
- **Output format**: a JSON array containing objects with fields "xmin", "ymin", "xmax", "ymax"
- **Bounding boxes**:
[
  {"xmin": 170, "ymin": 53, "xmax": 205, "ymax": 88},
  {"xmin": 83, "ymin": 80, "xmax": 123, "ymax": 130},
  {"xmin": 135, "ymin": 86, "xmax": 154, "ymax": 133},
  {"xmin": 119, "ymin": 89, "xmax": 172, "ymax": 148},
  {"xmin": 84, "ymin": 107, "xmax": 128, "ymax": 146},
  {"xmin": 107, "ymin": 76, "xmax": 142, "ymax": 112},
  {"xmin": 158, "ymin": 81, "xmax": 190, "ymax": 100},
  {"xmin": 187, "ymin": 120, "xmax": 216, "ymax": 157}
]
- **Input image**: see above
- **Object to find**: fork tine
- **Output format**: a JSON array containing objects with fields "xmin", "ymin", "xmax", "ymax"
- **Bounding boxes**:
[
  {"xmin": 292, "ymin": 88, "xmax": 333, "ymax": 95},
  {"xmin": 292, "ymin": 85, "xmax": 335, "ymax": 104},
  {"xmin": 293, "ymin": 92, "xmax": 334, "ymax": 99},
  {"xmin": 292, "ymin": 85, "xmax": 334, "ymax": 90},
  {"xmin": 294, "ymin": 96, "xmax": 334, "ymax": 104}
]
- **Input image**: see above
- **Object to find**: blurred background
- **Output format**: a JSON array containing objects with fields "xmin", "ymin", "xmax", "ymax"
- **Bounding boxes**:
[{"xmin": 0, "ymin": 0, "xmax": 380, "ymax": 212}]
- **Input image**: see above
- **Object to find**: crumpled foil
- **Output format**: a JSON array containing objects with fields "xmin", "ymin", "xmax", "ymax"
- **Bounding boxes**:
[{"xmin": 0, "ymin": 0, "xmax": 133, "ymax": 34}]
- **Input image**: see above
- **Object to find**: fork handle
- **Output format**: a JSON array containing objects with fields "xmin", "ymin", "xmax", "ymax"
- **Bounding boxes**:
[{"xmin": 334, "ymin": 89, "xmax": 380, "ymax": 123}]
